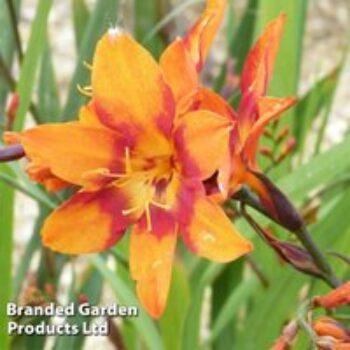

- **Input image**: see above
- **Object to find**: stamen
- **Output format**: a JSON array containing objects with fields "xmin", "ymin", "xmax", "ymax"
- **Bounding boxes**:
[
  {"xmin": 145, "ymin": 204, "xmax": 152, "ymax": 232},
  {"xmin": 77, "ymin": 84, "xmax": 92, "ymax": 97},
  {"xmin": 122, "ymin": 205, "xmax": 141, "ymax": 216},
  {"xmin": 83, "ymin": 61, "xmax": 93, "ymax": 70},
  {"xmin": 125, "ymin": 147, "xmax": 132, "ymax": 174},
  {"xmin": 151, "ymin": 200, "xmax": 171, "ymax": 210}
]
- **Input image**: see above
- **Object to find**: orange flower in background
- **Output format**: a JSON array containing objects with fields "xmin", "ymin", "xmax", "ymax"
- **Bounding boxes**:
[
  {"xmin": 5, "ymin": 0, "xmax": 253, "ymax": 318},
  {"xmin": 225, "ymin": 14, "xmax": 297, "ymax": 205},
  {"xmin": 197, "ymin": 14, "xmax": 298, "ymax": 225},
  {"xmin": 313, "ymin": 281, "xmax": 350, "ymax": 309},
  {"xmin": 313, "ymin": 317, "xmax": 350, "ymax": 350}
]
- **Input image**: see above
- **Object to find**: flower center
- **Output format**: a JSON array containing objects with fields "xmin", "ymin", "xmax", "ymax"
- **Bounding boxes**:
[{"xmin": 107, "ymin": 147, "xmax": 175, "ymax": 231}]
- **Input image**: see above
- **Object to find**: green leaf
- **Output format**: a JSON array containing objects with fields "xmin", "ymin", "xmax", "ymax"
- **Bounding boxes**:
[
  {"xmin": 0, "ymin": 0, "xmax": 20, "ymax": 114},
  {"xmin": 159, "ymin": 260, "xmax": 190, "ymax": 350},
  {"xmin": 54, "ymin": 266, "xmax": 103, "ymax": 350},
  {"xmin": 37, "ymin": 42, "xmax": 61, "ymax": 122},
  {"xmin": 209, "ymin": 276, "xmax": 259, "ymax": 344},
  {"xmin": 182, "ymin": 261, "xmax": 223, "ymax": 350},
  {"xmin": 142, "ymin": 0, "xmax": 200, "ymax": 46},
  {"xmin": 134, "ymin": 0, "xmax": 166, "ymax": 58},
  {"xmin": 0, "ymin": 164, "xmax": 14, "ymax": 350},
  {"xmin": 294, "ymin": 64, "xmax": 343, "ymax": 160},
  {"xmin": 61, "ymin": 0, "xmax": 119, "ymax": 121},
  {"xmin": 91, "ymin": 254, "xmax": 164, "ymax": 350},
  {"xmin": 211, "ymin": 259, "xmax": 244, "ymax": 350},
  {"xmin": 277, "ymin": 135, "xmax": 350, "ymax": 202},
  {"xmin": 13, "ymin": 0, "xmax": 53, "ymax": 131},
  {"xmin": 72, "ymin": 0, "xmax": 90, "ymax": 50},
  {"xmin": 231, "ymin": 0, "xmax": 258, "ymax": 74}
]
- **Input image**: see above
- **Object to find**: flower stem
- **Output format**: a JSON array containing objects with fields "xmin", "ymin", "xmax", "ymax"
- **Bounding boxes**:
[
  {"xmin": 234, "ymin": 188, "xmax": 341, "ymax": 288},
  {"xmin": 294, "ymin": 225, "xmax": 341, "ymax": 288},
  {"xmin": 5, "ymin": 0, "xmax": 23, "ymax": 62},
  {"xmin": 0, "ymin": 144, "xmax": 25, "ymax": 162}
]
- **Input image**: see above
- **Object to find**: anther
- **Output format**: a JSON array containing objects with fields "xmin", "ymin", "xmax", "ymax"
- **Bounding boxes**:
[{"xmin": 77, "ymin": 84, "xmax": 93, "ymax": 97}]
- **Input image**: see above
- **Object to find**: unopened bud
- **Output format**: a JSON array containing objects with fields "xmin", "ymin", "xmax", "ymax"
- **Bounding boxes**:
[
  {"xmin": 276, "ymin": 126, "xmax": 290, "ymax": 144},
  {"xmin": 78, "ymin": 294, "xmax": 89, "ymax": 304},
  {"xmin": 313, "ymin": 281, "xmax": 350, "ymax": 309},
  {"xmin": 271, "ymin": 320, "xmax": 299, "ymax": 350},
  {"xmin": 260, "ymin": 146, "xmax": 273, "ymax": 158},
  {"xmin": 276, "ymin": 138, "xmax": 296, "ymax": 163},
  {"xmin": 5, "ymin": 93, "xmax": 19, "ymax": 130}
]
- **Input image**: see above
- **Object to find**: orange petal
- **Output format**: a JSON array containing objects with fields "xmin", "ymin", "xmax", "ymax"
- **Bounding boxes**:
[
  {"xmin": 130, "ymin": 223, "xmax": 177, "ymax": 318},
  {"xmin": 241, "ymin": 14, "xmax": 286, "ymax": 96},
  {"xmin": 42, "ymin": 186, "xmax": 131, "ymax": 254},
  {"xmin": 78, "ymin": 102, "xmax": 107, "ymax": 129},
  {"xmin": 91, "ymin": 32, "xmax": 175, "ymax": 136},
  {"xmin": 160, "ymin": 0, "xmax": 226, "ymax": 113},
  {"xmin": 182, "ymin": 195, "xmax": 253, "ymax": 262},
  {"xmin": 313, "ymin": 317, "xmax": 350, "ymax": 341},
  {"xmin": 175, "ymin": 110, "xmax": 233, "ymax": 180},
  {"xmin": 196, "ymin": 87, "xmax": 237, "ymax": 121},
  {"xmin": 160, "ymin": 39, "xmax": 199, "ymax": 114},
  {"xmin": 183, "ymin": 0, "xmax": 227, "ymax": 72},
  {"xmin": 15, "ymin": 122, "xmax": 126, "ymax": 187},
  {"xmin": 313, "ymin": 281, "xmax": 350, "ymax": 309},
  {"xmin": 244, "ymin": 96, "xmax": 296, "ymax": 169},
  {"xmin": 26, "ymin": 163, "xmax": 71, "ymax": 192}
]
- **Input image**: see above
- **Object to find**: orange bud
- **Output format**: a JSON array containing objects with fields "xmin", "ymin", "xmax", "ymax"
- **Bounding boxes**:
[
  {"xmin": 6, "ymin": 93, "xmax": 19, "ymax": 130},
  {"xmin": 276, "ymin": 126, "xmax": 290, "ymax": 144},
  {"xmin": 271, "ymin": 320, "xmax": 299, "ymax": 350},
  {"xmin": 313, "ymin": 281, "xmax": 350, "ymax": 309},
  {"xmin": 313, "ymin": 317, "xmax": 350, "ymax": 342},
  {"xmin": 263, "ymin": 128, "xmax": 273, "ymax": 139},
  {"xmin": 78, "ymin": 294, "xmax": 89, "ymax": 304},
  {"xmin": 260, "ymin": 146, "xmax": 273, "ymax": 158},
  {"xmin": 276, "ymin": 137, "xmax": 296, "ymax": 163}
]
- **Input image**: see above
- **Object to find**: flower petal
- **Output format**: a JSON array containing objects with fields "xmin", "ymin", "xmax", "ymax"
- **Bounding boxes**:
[
  {"xmin": 15, "ymin": 122, "xmax": 126, "ymax": 187},
  {"xmin": 174, "ymin": 110, "xmax": 233, "ymax": 179},
  {"xmin": 42, "ymin": 186, "xmax": 131, "ymax": 254},
  {"xmin": 196, "ymin": 87, "xmax": 237, "ymax": 121},
  {"xmin": 244, "ymin": 96, "xmax": 296, "ymax": 168},
  {"xmin": 183, "ymin": 0, "xmax": 227, "ymax": 72},
  {"xmin": 92, "ymin": 32, "xmax": 175, "ymax": 136},
  {"xmin": 182, "ymin": 195, "xmax": 253, "ymax": 262},
  {"xmin": 130, "ymin": 223, "xmax": 177, "ymax": 318},
  {"xmin": 160, "ymin": 39, "xmax": 199, "ymax": 113},
  {"xmin": 240, "ymin": 14, "xmax": 286, "ymax": 96},
  {"xmin": 160, "ymin": 0, "xmax": 226, "ymax": 111}
]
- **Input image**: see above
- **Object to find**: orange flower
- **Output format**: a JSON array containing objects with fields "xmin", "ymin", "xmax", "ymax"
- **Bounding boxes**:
[
  {"xmin": 313, "ymin": 317, "xmax": 350, "ymax": 349},
  {"xmin": 313, "ymin": 281, "xmax": 350, "ymax": 309},
  {"xmin": 160, "ymin": 0, "xmax": 234, "ymax": 119},
  {"xmin": 226, "ymin": 14, "xmax": 297, "ymax": 201},
  {"xmin": 197, "ymin": 14, "xmax": 298, "ymax": 221},
  {"xmin": 5, "ymin": 0, "xmax": 252, "ymax": 318}
]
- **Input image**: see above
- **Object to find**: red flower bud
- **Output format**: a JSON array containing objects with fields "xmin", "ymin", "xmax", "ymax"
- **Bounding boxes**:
[{"xmin": 313, "ymin": 282, "xmax": 350, "ymax": 309}]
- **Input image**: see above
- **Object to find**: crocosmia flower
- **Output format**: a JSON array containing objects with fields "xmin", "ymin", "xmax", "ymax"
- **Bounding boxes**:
[
  {"xmin": 5, "ymin": 0, "xmax": 252, "ymax": 318},
  {"xmin": 201, "ymin": 15, "xmax": 297, "ymax": 215},
  {"xmin": 226, "ymin": 14, "xmax": 297, "ymax": 202}
]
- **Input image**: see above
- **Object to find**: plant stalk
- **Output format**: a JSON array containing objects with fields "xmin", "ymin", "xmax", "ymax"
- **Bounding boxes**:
[{"xmin": 234, "ymin": 188, "xmax": 341, "ymax": 288}]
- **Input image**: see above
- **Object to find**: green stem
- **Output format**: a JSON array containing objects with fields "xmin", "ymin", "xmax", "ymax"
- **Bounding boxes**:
[
  {"xmin": 234, "ymin": 188, "xmax": 341, "ymax": 288},
  {"xmin": 5, "ymin": 0, "xmax": 23, "ymax": 62},
  {"xmin": 294, "ymin": 225, "xmax": 340, "ymax": 288}
]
